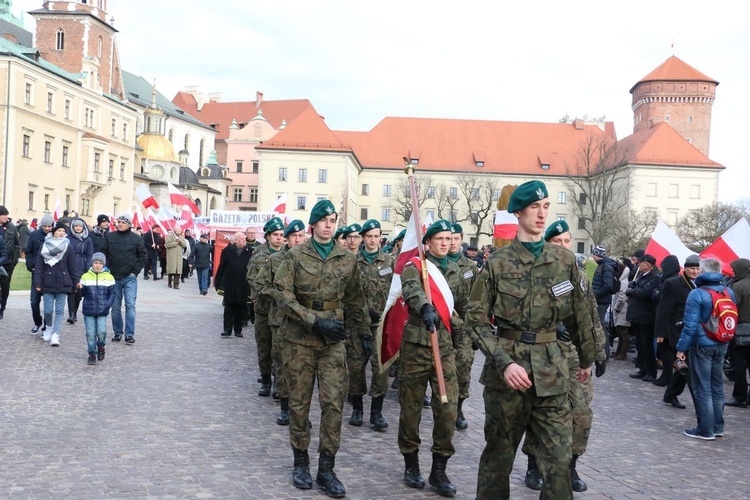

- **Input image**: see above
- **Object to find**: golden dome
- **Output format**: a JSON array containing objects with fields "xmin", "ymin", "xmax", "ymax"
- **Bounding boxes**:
[{"xmin": 137, "ymin": 133, "xmax": 177, "ymax": 162}]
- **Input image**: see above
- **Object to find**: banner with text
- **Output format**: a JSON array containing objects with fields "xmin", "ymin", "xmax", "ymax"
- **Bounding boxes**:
[{"xmin": 209, "ymin": 210, "xmax": 277, "ymax": 228}]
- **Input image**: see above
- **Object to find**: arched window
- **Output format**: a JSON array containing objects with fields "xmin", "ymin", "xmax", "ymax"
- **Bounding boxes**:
[
  {"xmin": 195, "ymin": 198, "xmax": 202, "ymax": 212},
  {"xmin": 199, "ymin": 139, "xmax": 205, "ymax": 165},
  {"xmin": 168, "ymin": 129, "xmax": 173, "ymax": 143},
  {"xmin": 98, "ymin": 37, "xmax": 103, "ymax": 59},
  {"xmin": 184, "ymin": 134, "xmax": 190, "ymax": 152},
  {"xmin": 56, "ymin": 29, "xmax": 64, "ymax": 50},
  {"xmin": 210, "ymin": 196, "xmax": 216, "ymax": 210}
]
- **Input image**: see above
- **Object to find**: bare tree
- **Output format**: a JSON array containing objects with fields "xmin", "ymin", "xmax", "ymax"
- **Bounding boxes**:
[
  {"xmin": 387, "ymin": 175, "xmax": 435, "ymax": 226},
  {"xmin": 563, "ymin": 131, "xmax": 632, "ymax": 246},
  {"xmin": 607, "ymin": 209, "xmax": 659, "ymax": 257},
  {"xmin": 676, "ymin": 202, "xmax": 750, "ymax": 251},
  {"xmin": 457, "ymin": 176, "xmax": 499, "ymax": 241}
]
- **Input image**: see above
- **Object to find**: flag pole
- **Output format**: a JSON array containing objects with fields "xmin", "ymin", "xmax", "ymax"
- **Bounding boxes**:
[{"xmin": 404, "ymin": 158, "xmax": 448, "ymax": 405}]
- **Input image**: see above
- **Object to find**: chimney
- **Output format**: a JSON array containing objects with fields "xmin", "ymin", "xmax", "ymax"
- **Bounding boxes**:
[
  {"xmin": 256, "ymin": 91, "xmax": 264, "ymax": 108},
  {"xmin": 573, "ymin": 119, "xmax": 584, "ymax": 130}
]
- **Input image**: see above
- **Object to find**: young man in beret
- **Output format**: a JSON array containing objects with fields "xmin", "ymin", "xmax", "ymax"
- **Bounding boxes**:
[
  {"xmin": 247, "ymin": 217, "xmax": 286, "ymax": 396},
  {"xmin": 398, "ymin": 219, "xmax": 469, "ymax": 497},
  {"xmin": 466, "ymin": 180, "xmax": 596, "ymax": 500},
  {"xmin": 343, "ymin": 223, "xmax": 362, "ymax": 253},
  {"xmin": 274, "ymin": 200, "xmax": 368, "ymax": 498},
  {"xmin": 346, "ymin": 219, "xmax": 394, "ymax": 430}
]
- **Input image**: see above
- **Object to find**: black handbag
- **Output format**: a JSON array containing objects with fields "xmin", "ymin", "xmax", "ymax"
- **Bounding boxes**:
[{"xmin": 734, "ymin": 323, "xmax": 750, "ymax": 347}]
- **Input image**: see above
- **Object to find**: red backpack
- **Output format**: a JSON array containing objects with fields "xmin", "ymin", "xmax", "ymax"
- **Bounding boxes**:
[{"xmin": 701, "ymin": 287, "xmax": 738, "ymax": 343}]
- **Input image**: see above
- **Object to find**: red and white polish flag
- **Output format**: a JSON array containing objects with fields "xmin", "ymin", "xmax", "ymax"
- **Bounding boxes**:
[
  {"xmin": 179, "ymin": 206, "xmax": 194, "ymax": 231},
  {"xmin": 135, "ymin": 183, "xmax": 160, "ymax": 210},
  {"xmin": 168, "ymin": 183, "xmax": 200, "ymax": 215},
  {"xmin": 700, "ymin": 218, "xmax": 750, "ymax": 276},
  {"xmin": 271, "ymin": 193, "xmax": 287, "ymax": 214},
  {"xmin": 644, "ymin": 221, "xmax": 694, "ymax": 267},
  {"xmin": 133, "ymin": 207, "xmax": 151, "ymax": 232},
  {"xmin": 53, "ymin": 198, "xmax": 63, "ymax": 221},
  {"xmin": 146, "ymin": 207, "xmax": 165, "ymax": 234},
  {"xmin": 493, "ymin": 210, "xmax": 518, "ymax": 239}
]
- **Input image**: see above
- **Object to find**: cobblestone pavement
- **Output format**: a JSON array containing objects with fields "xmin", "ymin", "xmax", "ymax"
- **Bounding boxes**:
[{"xmin": 1, "ymin": 275, "xmax": 749, "ymax": 499}]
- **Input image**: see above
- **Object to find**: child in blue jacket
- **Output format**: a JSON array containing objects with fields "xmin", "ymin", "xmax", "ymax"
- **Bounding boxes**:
[{"xmin": 79, "ymin": 252, "xmax": 116, "ymax": 365}]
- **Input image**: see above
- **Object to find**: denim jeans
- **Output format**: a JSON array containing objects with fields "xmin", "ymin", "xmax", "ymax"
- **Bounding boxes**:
[
  {"xmin": 196, "ymin": 267, "xmax": 209, "ymax": 292},
  {"xmin": 84, "ymin": 315, "xmax": 107, "ymax": 354},
  {"xmin": 43, "ymin": 292, "xmax": 67, "ymax": 334},
  {"xmin": 30, "ymin": 284, "xmax": 43, "ymax": 326},
  {"xmin": 112, "ymin": 274, "xmax": 138, "ymax": 338},
  {"xmin": 689, "ymin": 343, "xmax": 728, "ymax": 436}
]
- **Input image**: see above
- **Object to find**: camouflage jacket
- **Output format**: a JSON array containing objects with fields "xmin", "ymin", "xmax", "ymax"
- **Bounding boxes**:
[
  {"xmin": 466, "ymin": 238, "xmax": 596, "ymax": 397},
  {"xmin": 401, "ymin": 253, "xmax": 469, "ymax": 348},
  {"xmin": 274, "ymin": 238, "xmax": 368, "ymax": 347},
  {"xmin": 356, "ymin": 250, "xmax": 395, "ymax": 331},
  {"xmin": 246, "ymin": 243, "xmax": 272, "ymax": 312},
  {"xmin": 456, "ymin": 254, "xmax": 478, "ymax": 291},
  {"xmin": 557, "ymin": 269, "xmax": 608, "ymax": 363},
  {"xmin": 256, "ymin": 246, "xmax": 289, "ymax": 328}
]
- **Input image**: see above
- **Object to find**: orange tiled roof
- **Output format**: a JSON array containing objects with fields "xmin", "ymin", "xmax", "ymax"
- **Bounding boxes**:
[
  {"xmin": 630, "ymin": 55, "xmax": 718, "ymax": 93},
  {"xmin": 616, "ymin": 121, "xmax": 723, "ymax": 169},
  {"xmin": 258, "ymin": 107, "xmax": 352, "ymax": 153},
  {"xmin": 171, "ymin": 92, "xmax": 317, "ymax": 141}
]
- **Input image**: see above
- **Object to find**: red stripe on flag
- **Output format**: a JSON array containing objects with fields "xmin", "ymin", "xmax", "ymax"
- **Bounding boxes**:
[
  {"xmin": 381, "ymin": 296, "xmax": 408, "ymax": 366},
  {"xmin": 644, "ymin": 239, "xmax": 672, "ymax": 267},
  {"xmin": 700, "ymin": 237, "xmax": 740, "ymax": 276},
  {"xmin": 494, "ymin": 223, "xmax": 518, "ymax": 239}
]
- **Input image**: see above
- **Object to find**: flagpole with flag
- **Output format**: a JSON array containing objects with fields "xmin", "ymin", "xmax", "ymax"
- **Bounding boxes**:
[{"xmin": 168, "ymin": 183, "xmax": 200, "ymax": 215}]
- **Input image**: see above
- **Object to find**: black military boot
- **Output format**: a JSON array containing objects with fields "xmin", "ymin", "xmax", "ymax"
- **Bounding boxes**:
[
  {"xmin": 67, "ymin": 312, "xmax": 75, "ymax": 324},
  {"xmin": 316, "ymin": 453, "xmax": 346, "ymax": 498},
  {"xmin": 258, "ymin": 375, "xmax": 272, "ymax": 397},
  {"xmin": 277, "ymin": 398, "xmax": 290, "ymax": 426},
  {"xmin": 428, "ymin": 453, "xmax": 456, "ymax": 497},
  {"xmin": 369, "ymin": 395, "xmax": 388, "ymax": 430},
  {"xmin": 524, "ymin": 454, "xmax": 543, "ymax": 490},
  {"xmin": 292, "ymin": 448, "xmax": 313, "ymax": 489},
  {"xmin": 570, "ymin": 454, "xmax": 588, "ymax": 492},
  {"xmin": 403, "ymin": 452, "xmax": 425, "ymax": 489},
  {"xmin": 349, "ymin": 395, "xmax": 364, "ymax": 426},
  {"xmin": 455, "ymin": 398, "xmax": 468, "ymax": 430}
]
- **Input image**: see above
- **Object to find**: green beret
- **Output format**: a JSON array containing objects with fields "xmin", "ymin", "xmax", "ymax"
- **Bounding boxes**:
[
  {"xmin": 334, "ymin": 227, "xmax": 345, "ymax": 239},
  {"xmin": 284, "ymin": 219, "xmax": 305, "ymax": 237},
  {"xmin": 422, "ymin": 219, "xmax": 452, "ymax": 244},
  {"xmin": 265, "ymin": 217, "xmax": 284, "ymax": 235},
  {"xmin": 342, "ymin": 223, "xmax": 362, "ymax": 238},
  {"xmin": 507, "ymin": 180, "xmax": 549, "ymax": 213},
  {"xmin": 544, "ymin": 220, "xmax": 570, "ymax": 241},
  {"xmin": 360, "ymin": 219, "xmax": 381, "ymax": 235},
  {"xmin": 393, "ymin": 229, "xmax": 406, "ymax": 242},
  {"xmin": 309, "ymin": 199, "xmax": 336, "ymax": 224},
  {"xmin": 451, "ymin": 223, "xmax": 463, "ymax": 235}
]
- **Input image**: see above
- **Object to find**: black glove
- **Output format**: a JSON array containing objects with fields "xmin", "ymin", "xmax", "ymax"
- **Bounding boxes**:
[
  {"xmin": 595, "ymin": 360, "xmax": 607, "ymax": 378},
  {"xmin": 555, "ymin": 323, "xmax": 571, "ymax": 342},
  {"xmin": 361, "ymin": 338, "xmax": 373, "ymax": 363},
  {"xmin": 248, "ymin": 303, "xmax": 256, "ymax": 325},
  {"xmin": 368, "ymin": 308, "xmax": 381, "ymax": 324},
  {"xmin": 420, "ymin": 304, "xmax": 438, "ymax": 332},
  {"xmin": 627, "ymin": 281, "xmax": 636, "ymax": 289},
  {"xmin": 313, "ymin": 318, "xmax": 346, "ymax": 342}
]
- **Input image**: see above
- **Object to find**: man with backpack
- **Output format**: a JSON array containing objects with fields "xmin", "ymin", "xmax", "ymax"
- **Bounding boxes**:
[{"xmin": 676, "ymin": 258, "xmax": 737, "ymax": 440}]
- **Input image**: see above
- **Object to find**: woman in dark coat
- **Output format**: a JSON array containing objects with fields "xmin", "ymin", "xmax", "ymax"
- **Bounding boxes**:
[
  {"xmin": 214, "ymin": 232, "xmax": 253, "ymax": 337},
  {"xmin": 67, "ymin": 218, "xmax": 93, "ymax": 323}
]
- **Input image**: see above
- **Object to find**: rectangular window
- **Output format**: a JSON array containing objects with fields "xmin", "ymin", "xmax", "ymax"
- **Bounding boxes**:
[
  {"xmin": 449, "ymin": 187, "xmax": 458, "ymax": 199},
  {"xmin": 47, "ymin": 92, "xmax": 53, "ymax": 113},
  {"xmin": 427, "ymin": 186, "xmax": 435, "ymax": 199},
  {"xmin": 278, "ymin": 167, "xmax": 287, "ymax": 181},
  {"xmin": 249, "ymin": 188, "xmax": 258, "ymax": 203},
  {"xmin": 578, "ymin": 217, "xmax": 586, "ymax": 230},
  {"xmin": 667, "ymin": 211, "xmax": 678, "ymax": 225},
  {"xmin": 122, "ymin": 123, "xmax": 128, "ymax": 140},
  {"xmin": 492, "ymin": 189, "xmax": 500, "ymax": 201},
  {"xmin": 44, "ymin": 141, "xmax": 51, "ymax": 163},
  {"xmin": 470, "ymin": 188, "xmax": 480, "ymax": 201},
  {"xmin": 80, "ymin": 198, "xmax": 90, "ymax": 216},
  {"xmin": 22, "ymin": 135, "xmax": 30, "ymax": 157},
  {"xmin": 382, "ymin": 208, "xmax": 391, "ymax": 221},
  {"xmin": 44, "ymin": 194, "xmax": 50, "ymax": 211},
  {"xmin": 297, "ymin": 196, "xmax": 306, "ymax": 210},
  {"xmin": 318, "ymin": 169, "xmax": 328, "ymax": 183},
  {"xmin": 108, "ymin": 159, "xmax": 114, "ymax": 180},
  {"xmin": 25, "ymin": 83, "xmax": 31, "ymax": 104},
  {"xmin": 426, "ymin": 210, "xmax": 435, "ymax": 220},
  {"xmin": 120, "ymin": 161, "xmax": 125, "ymax": 180},
  {"xmin": 558, "ymin": 192, "xmax": 567, "ymax": 204},
  {"xmin": 361, "ymin": 184, "xmax": 369, "ymax": 196},
  {"xmin": 647, "ymin": 183, "xmax": 657, "ymax": 197},
  {"xmin": 236, "ymin": 161, "xmax": 243, "ymax": 173},
  {"xmin": 360, "ymin": 208, "xmax": 368, "ymax": 220},
  {"xmin": 64, "ymin": 99, "xmax": 70, "ymax": 119},
  {"xmin": 579, "ymin": 192, "xmax": 587, "ymax": 205},
  {"xmin": 317, "ymin": 196, "xmax": 326, "ymax": 203},
  {"xmin": 665, "ymin": 115, "xmax": 670, "ymax": 122},
  {"xmin": 94, "ymin": 153, "xmax": 100, "ymax": 172},
  {"xmin": 383, "ymin": 184, "xmax": 392, "ymax": 197},
  {"xmin": 690, "ymin": 184, "xmax": 700, "ymax": 199},
  {"xmin": 298, "ymin": 168, "xmax": 308, "ymax": 182},
  {"xmin": 470, "ymin": 212, "xmax": 479, "ymax": 224},
  {"xmin": 668, "ymin": 184, "xmax": 679, "ymax": 198},
  {"xmin": 577, "ymin": 242, "xmax": 585, "ymax": 254},
  {"xmin": 65, "ymin": 194, "xmax": 71, "ymax": 210},
  {"xmin": 62, "ymin": 145, "xmax": 69, "ymax": 167},
  {"xmin": 28, "ymin": 191, "xmax": 34, "ymax": 210},
  {"xmin": 232, "ymin": 187, "xmax": 243, "ymax": 202},
  {"xmin": 111, "ymin": 119, "xmax": 117, "ymax": 137},
  {"xmin": 449, "ymin": 211, "xmax": 458, "ymax": 222},
  {"xmin": 252, "ymin": 161, "xmax": 259, "ymax": 173},
  {"xmin": 557, "ymin": 215, "xmax": 566, "ymax": 221}
]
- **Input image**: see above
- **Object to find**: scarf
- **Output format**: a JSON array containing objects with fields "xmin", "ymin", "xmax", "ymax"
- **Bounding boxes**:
[
  {"xmin": 312, "ymin": 239, "xmax": 335, "ymax": 260},
  {"xmin": 522, "ymin": 240, "xmax": 544, "ymax": 258},
  {"xmin": 427, "ymin": 252, "xmax": 448, "ymax": 272},
  {"xmin": 361, "ymin": 249, "xmax": 379, "ymax": 264},
  {"xmin": 70, "ymin": 220, "xmax": 89, "ymax": 241},
  {"xmin": 447, "ymin": 251, "xmax": 461, "ymax": 263},
  {"xmin": 41, "ymin": 236, "xmax": 70, "ymax": 266}
]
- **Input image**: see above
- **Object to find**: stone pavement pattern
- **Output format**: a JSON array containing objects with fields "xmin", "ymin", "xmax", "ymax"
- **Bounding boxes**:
[{"xmin": 1, "ymin": 276, "xmax": 749, "ymax": 499}]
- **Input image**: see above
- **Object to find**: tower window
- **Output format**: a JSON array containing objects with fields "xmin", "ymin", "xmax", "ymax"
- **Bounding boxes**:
[
  {"xmin": 664, "ymin": 115, "xmax": 670, "ymax": 122},
  {"xmin": 56, "ymin": 29, "xmax": 64, "ymax": 50},
  {"xmin": 98, "ymin": 37, "xmax": 103, "ymax": 59},
  {"xmin": 689, "ymin": 116, "xmax": 693, "ymax": 124}
]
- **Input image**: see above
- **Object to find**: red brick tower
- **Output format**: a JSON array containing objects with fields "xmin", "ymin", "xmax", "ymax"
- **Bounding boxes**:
[
  {"xmin": 630, "ymin": 56, "xmax": 718, "ymax": 158},
  {"xmin": 30, "ymin": 0, "xmax": 124, "ymax": 98}
]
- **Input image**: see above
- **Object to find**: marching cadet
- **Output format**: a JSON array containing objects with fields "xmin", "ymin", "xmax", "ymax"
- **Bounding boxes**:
[
  {"xmin": 342, "ymin": 223, "xmax": 362, "ymax": 253},
  {"xmin": 246, "ymin": 217, "xmax": 285, "ymax": 397},
  {"xmin": 347, "ymin": 219, "xmax": 394, "ymax": 430},
  {"xmin": 274, "ymin": 200, "xmax": 368, "ymax": 498},
  {"xmin": 390, "ymin": 229, "xmax": 406, "ymax": 256},
  {"xmin": 447, "ymin": 223, "xmax": 478, "ymax": 430},
  {"xmin": 256, "ymin": 219, "xmax": 307, "ymax": 425},
  {"xmin": 466, "ymin": 180, "xmax": 596, "ymax": 500},
  {"xmin": 398, "ymin": 219, "xmax": 469, "ymax": 498},
  {"xmin": 521, "ymin": 220, "xmax": 607, "ymax": 493}
]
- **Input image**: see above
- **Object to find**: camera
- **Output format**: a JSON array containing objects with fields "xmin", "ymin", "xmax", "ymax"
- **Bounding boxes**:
[{"xmin": 674, "ymin": 359, "xmax": 689, "ymax": 376}]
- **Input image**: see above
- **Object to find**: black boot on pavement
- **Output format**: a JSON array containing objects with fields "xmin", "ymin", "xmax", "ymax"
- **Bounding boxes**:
[
  {"xmin": 524, "ymin": 454, "xmax": 543, "ymax": 490},
  {"xmin": 67, "ymin": 312, "xmax": 75, "ymax": 324},
  {"xmin": 292, "ymin": 448, "xmax": 313, "ymax": 490},
  {"xmin": 429, "ymin": 453, "xmax": 456, "ymax": 497},
  {"xmin": 369, "ymin": 395, "xmax": 388, "ymax": 430},
  {"xmin": 349, "ymin": 395, "xmax": 364, "ymax": 426},
  {"xmin": 403, "ymin": 452, "xmax": 425, "ymax": 489},
  {"xmin": 277, "ymin": 398, "xmax": 290, "ymax": 426},
  {"xmin": 316, "ymin": 453, "xmax": 346, "ymax": 498},
  {"xmin": 258, "ymin": 375, "xmax": 272, "ymax": 397},
  {"xmin": 571, "ymin": 454, "xmax": 588, "ymax": 492},
  {"xmin": 455, "ymin": 397, "xmax": 468, "ymax": 430}
]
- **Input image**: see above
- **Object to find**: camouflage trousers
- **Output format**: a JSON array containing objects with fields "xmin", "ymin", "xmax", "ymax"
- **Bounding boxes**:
[
  {"xmin": 455, "ymin": 331, "xmax": 476, "ymax": 399},
  {"xmin": 271, "ymin": 324, "xmax": 287, "ymax": 399},
  {"xmin": 283, "ymin": 340, "xmax": 347, "ymax": 455},
  {"xmin": 345, "ymin": 329, "xmax": 389, "ymax": 398},
  {"xmin": 477, "ymin": 386, "xmax": 573, "ymax": 500},
  {"xmin": 522, "ymin": 341, "xmax": 593, "ymax": 457},
  {"xmin": 397, "ymin": 341, "xmax": 458, "ymax": 457},
  {"xmin": 254, "ymin": 312, "xmax": 273, "ymax": 379}
]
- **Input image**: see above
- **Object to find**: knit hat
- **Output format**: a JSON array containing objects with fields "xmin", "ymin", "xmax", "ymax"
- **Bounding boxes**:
[
  {"xmin": 638, "ymin": 254, "xmax": 657, "ymax": 265},
  {"xmin": 40, "ymin": 214, "xmax": 54, "ymax": 227},
  {"xmin": 284, "ymin": 219, "xmax": 305, "ymax": 237},
  {"xmin": 631, "ymin": 248, "xmax": 645, "ymax": 259},
  {"xmin": 422, "ymin": 219, "xmax": 452, "ymax": 244},
  {"xmin": 592, "ymin": 245, "xmax": 607, "ymax": 257},
  {"xmin": 0, "ymin": 205, "xmax": 8, "ymax": 216},
  {"xmin": 507, "ymin": 180, "xmax": 548, "ymax": 213},
  {"xmin": 360, "ymin": 219, "xmax": 381, "ymax": 235},
  {"xmin": 52, "ymin": 221, "xmax": 67, "ymax": 234},
  {"xmin": 97, "ymin": 214, "xmax": 110, "ymax": 225},
  {"xmin": 308, "ymin": 199, "xmax": 336, "ymax": 224},
  {"xmin": 544, "ymin": 220, "xmax": 570, "ymax": 242},
  {"xmin": 91, "ymin": 252, "xmax": 106, "ymax": 265},
  {"xmin": 684, "ymin": 254, "xmax": 701, "ymax": 268},
  {"xmin": 116, "ymin": 214, "xmax": 133, "ymax": 227}
]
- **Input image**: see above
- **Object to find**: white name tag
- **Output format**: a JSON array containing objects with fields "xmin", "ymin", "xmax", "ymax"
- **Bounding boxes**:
[
  {"xmin": 379, "ymin": 267, "xmax": 393, "ymax": 277},
  {"xmin": 463, "ymin": 270, "xmax": 474, "ymax": 280},
  {"xmin": 551, "ymin": 280, "xmax": 574, "ymax": 297}
]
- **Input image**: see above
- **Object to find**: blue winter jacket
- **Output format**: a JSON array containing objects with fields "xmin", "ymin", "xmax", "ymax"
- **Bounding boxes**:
[
  {"xmin": 676, "ymin": 272, "xmax": 736, "ymax": 352},
  {"xmin": 80, "ymin": 267, "xmax": 116, "ymax": 317}
]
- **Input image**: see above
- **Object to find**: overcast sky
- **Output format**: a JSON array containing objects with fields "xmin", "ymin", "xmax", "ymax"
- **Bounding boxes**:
[{"xmin": 16, "ymin": 0, "xmax": 749, "ymax": 202}]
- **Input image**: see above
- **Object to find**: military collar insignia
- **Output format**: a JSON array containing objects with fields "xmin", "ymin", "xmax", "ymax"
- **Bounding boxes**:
[{"xmin": 536, "ymin": 187, "xmax": 545, "ymax": 199}]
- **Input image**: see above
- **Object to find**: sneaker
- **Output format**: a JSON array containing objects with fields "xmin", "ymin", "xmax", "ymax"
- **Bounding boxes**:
[
  {"xmin": 112, "ymin": 334, "xmax": 123, "ymax": 342},
  {"xmin": 87, "ymin": 354, "xmax": 96, "ymax": 365},
  {"xmin": 714, "ymin": 431, "xmax": 724, "ymax": 437},
  {"xmin": 97, "ymin": 346, "xmax": 106, "ymax": 361},
  {"xmin": 683, "ymin": 428, "xmax": 715, "ymax": 440},
  {"xmin": 30, "ymin": 325, "xmax": 41, "ymax": 334},
  {"xmin": 42, "ymin": 330, "xmax": 52, "ymax": 342},
  {"xmin": 125, "ymin": 337, "xmax": 135, "ymax": 344},
  {"xmin": 49, "ymin": 333, "xmax": 60, "ymax": 346}
]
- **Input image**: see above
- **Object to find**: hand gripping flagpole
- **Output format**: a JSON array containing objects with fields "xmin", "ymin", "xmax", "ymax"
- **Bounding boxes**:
[{"xmin": 404, "ymin": 159, "xmax": 448, "ymax": 405}]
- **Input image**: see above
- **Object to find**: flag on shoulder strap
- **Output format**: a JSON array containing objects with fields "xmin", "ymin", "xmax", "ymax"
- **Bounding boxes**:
[
  {"xmin": 644, "ymin": 221, "xmax": 694, "ymax": 267},
  {"xmin": 493, "ymin": 210, "xmax": 518, "ymax": 239},
  {"xmin": 168, "ymin": 183, "xmax": 200, "ymax": 215},
  {"xmin": 135, "ymin": 183, "xmax": 160, "ymax": 210},
  {"xmin": 700, "ymin": 218, "xmax": 750, "ymax": 276}
]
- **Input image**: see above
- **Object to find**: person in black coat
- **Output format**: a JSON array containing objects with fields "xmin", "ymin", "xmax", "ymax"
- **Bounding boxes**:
[
  {"xmin": 215, "ymin": 232, "xmax": 253, "ymax": 337},
  {"xmin": 90, "ymin": 214, "xmax": 110, "ymax": 254},
  {"xmin": 66, "ymin": 218, "xmax": 94, "ymax": 324},
  {"xmin": 142, "ymin": 226, "xmax": 162, "ymax": 280},
  {"xmin": 189, "ymin": 233, "xmax": 212, "ymax": 295},
  {"xmin": 651, "ymin": 255, "xmax": 682, "ymax": 387},
  {"xmin": 626, "ymin": 253, "xmax": 662, "ymax": 381}
]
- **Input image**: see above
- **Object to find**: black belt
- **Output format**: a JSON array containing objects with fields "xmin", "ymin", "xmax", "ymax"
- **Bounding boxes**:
[
  {"xmin": 298, "ymin": 298, "xmax": 341, "ymax": 311},
  {"xmin": 497, "ymin": 329, "xmax": 557, "ymax": 344}
]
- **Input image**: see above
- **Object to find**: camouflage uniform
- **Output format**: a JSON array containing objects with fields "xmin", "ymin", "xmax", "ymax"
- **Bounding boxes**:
[
  {"xmin": 398, "ymin": 254, "xmax": 469, "ymax": 457},
  {"xmin": 256, "ymin": 246, "xmax": 289, "ymax": 398},
  {"xmin": 274, "ymin": 238, "xmax": 368, "ymax": 455},
  {"xmin": 247, "ymin": 243, "xmax": 273, "ymax": 381},
  {"xmin": 454, "ymin": 255, "xmax": 478, "ymax": 400},
  {"xmin": 467, "ymin": 239, "xmax": 596, "ymax": 500}
]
